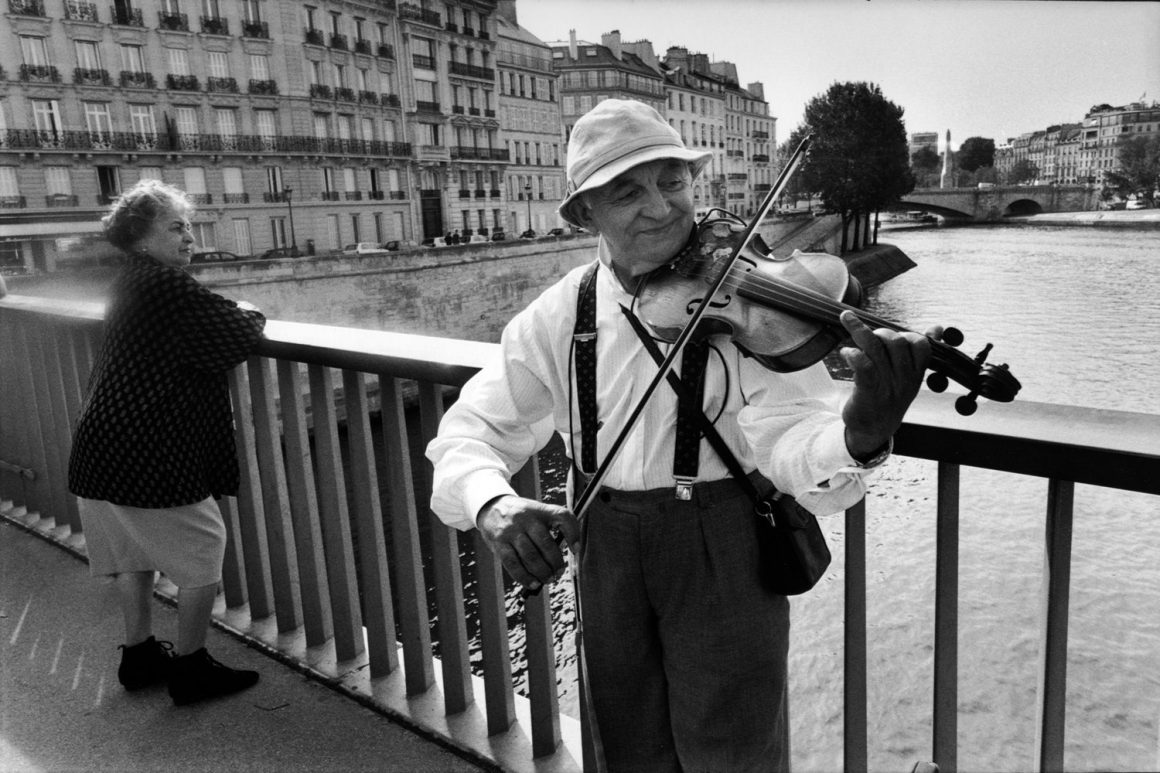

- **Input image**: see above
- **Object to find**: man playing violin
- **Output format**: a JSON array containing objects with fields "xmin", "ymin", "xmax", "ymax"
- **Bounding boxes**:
[{"xmin": 427, "ymin": 99, "xmax": 933, "ymax": 771}]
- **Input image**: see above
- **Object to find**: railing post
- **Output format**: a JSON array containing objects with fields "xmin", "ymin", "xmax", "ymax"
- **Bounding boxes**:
[
  {"xmin": 379, "ymin": 374, "xmax": 434, "ymax": 696},
  {"xmin": 933, "ymin": 462, "xmax": 960, "ymax": 772},
  {"xmin": 341, "ymin": 369, "xmax": 399, "ymax": 678},
  {"xmin": 227, "ymin": 364, "xmax": 274, "ymax": 618},
  {"xmin": 1035, "ymin": 478, "xmax": 1074, "ymax": 773},
  {"xmin": 844, "ymin": 498, "xmax": 868, "ymax": 773},
  {"xmin": 417, "ymin": 381, "xmax": 472, "ymax": 714}
]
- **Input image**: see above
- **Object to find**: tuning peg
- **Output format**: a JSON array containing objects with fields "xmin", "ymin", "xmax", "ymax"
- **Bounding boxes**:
[
  {"xmin": 942, "ymin": 327, "xmax": 963, "ymax": 347},
  {"xmin": 973, "ymin": 343, "xmax": 994, "ymax": 364},
  {"xmin": 926, "ymin": 372, "xmax": 949, "ymax": 393},
  {"xmin": 955, "ymin": 393, "xmax": 979, "ymax": 416}
]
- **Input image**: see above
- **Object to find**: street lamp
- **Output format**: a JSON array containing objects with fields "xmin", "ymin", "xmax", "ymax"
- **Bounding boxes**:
[
  {"xmin": 283, "ymin": 187, "xmax": 297, "ymax": 254},
  {"xmin": 524, "ymin": 183, "xmax": 532, "ymax": 234}
]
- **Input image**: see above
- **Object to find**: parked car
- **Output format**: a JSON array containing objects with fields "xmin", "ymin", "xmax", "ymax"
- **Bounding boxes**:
[
  {"xmin": 490, "ymin": 231, "xmax": 507, "ymax": 241},
  {"xmin": 1126, "ymin": 198, "xmax": 1149, "ymax": 210},
  {"xmin": 547, "ymin": 227, "xmax": 566, "ymax": 237},
  {"xmin": 259, "ymin": 246, "xmax": 302, "ymax": 260},
  {"xmin": 341, "ymin": 242, "xmax": 392, "ymax": 256},
  {"xmin": 190, "ymin": 250, "xmax": 244, "ymax": 264},
  {"xmin": 380, "ymin": 240, "xmax": 401, "ymax": 251},
  {"xmin": 520, "ymin": 229, "xmax": 536, "ymax": 239}
]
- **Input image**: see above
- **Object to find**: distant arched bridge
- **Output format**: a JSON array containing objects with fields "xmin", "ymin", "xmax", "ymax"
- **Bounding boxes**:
[{"xmin": 898, "ymin": 184, "xmax": 1098, "ymax": 222}]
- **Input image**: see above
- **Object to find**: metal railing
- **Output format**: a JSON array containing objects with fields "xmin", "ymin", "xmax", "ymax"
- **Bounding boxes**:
[{"xmin": 1, "ymin": 295, "xmax": 1157, "ymax": 773}]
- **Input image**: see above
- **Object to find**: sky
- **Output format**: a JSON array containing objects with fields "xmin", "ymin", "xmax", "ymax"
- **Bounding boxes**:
[{"xmin": 515, "ymin": 0, "xmax": 1160, "ymax": 151}]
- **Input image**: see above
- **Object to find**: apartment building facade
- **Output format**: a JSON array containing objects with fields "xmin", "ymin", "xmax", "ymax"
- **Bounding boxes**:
[{"xmin": 494, "ymin": 0, "xmax": 562, "ymax": 236}]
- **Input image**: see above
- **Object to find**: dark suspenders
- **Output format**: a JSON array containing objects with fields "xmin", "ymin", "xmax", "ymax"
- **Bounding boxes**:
[{"xmin": 571, "ymin": 261, "xmax": 710, "ymax": 498}]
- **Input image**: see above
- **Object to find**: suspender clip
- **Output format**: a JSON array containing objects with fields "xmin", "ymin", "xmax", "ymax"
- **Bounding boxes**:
[{"xmin": 674, "ymin": 476, "xmax": 695, "ymax": 501}]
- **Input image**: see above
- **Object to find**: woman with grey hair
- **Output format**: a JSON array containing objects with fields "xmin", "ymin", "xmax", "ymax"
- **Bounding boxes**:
[{"xmin": 69, "ymin": 179, "xmax": 266, "ymax": 705}]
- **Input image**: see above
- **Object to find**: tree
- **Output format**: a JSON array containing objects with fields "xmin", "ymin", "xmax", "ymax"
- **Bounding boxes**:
[
  {"xmin": 789, "ymin": 81, "xmax": 914, "ymax": 252},
  {"xmin": 957, "ymin": 137, "xmax": 996, "ymax": 173},
  {"xmin": 1104, "ymin": 134, "xmax": 1160, "ymax": 201},
  {"xmin": 911, "ymin": 146, "xmax": 940, "ymax": 187},
  {"xmin": 1008, "ymin": 159, "xmax": 1039, "ymax": 184}
]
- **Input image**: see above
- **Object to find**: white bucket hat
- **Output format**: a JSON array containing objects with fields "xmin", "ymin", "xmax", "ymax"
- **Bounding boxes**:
[{"xmin": 557, "ymin": 99, "xmax": 713, "ymax": 227}]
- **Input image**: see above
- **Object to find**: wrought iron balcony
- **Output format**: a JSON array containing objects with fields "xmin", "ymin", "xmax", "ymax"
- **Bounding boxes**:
[
  {"xmin": 304, "ymin": 28, "xmax": 324, "ymax": 46},
  {"xmin": 222, "ymin": 193, "xmax": 250, "ymax": 204},
  {"xmin": 158, "ymin": 11, "xmax": 189, "ymax": 30},
  {"xmin": 343, "ymin": 191, "xmax": 363, "ymax": 201},
  {"xmin": 388, "ymin": 190, "xmax": 406, "ymax": 200},
  {"xmin": 449, "ymin": 62, "xmax": 495, "ymax": 81},
  {"xmin": 473, "ymin": 189, "xmax": 485, "ymax": 198},
  {"xmin": 262, "ymin": 191, "xmax": 288, "ymax": 203},
  {"xmin": 444, "ymin": 21, "xmax": 458, "ymax": 32},
  {"xmin": 398, "ymin": 2, "xmax": 441, "ymax": 26},
  {"xmin": 0, "ymin": 195, "xmax": 27, "ymax": 208},
  {"xmin": 207, "ymin": 77, "xmax": 239, "ymax": 94},
  {"xmin": 0, "ymin": 129, "xmax": 172, "ymax": 153},
  {"xmin": 335, "ymin": 87, "xmax": 356, "ymax": 102},
  {"xmin": 201, "ymin": 15, "xmax": 228, "ymax": 34},
  {"xmin": 19, "ymin": 64, "xmax": 61, "ymax": 84},
  {"xmin": 412, "ymin": 54, "xmax": 435, "ymax": 70},
  {"xmin": 44, "ymin": 193, "xmax": 79, "ymax": 207},
  {"xmin": 458, "ymin": 189, "xmax": 470, "ymax": 198},
  {"xmin": 64, "ymin": 0, "xmax": 98, "ymax": 21},
  {"xmin": 309, "ymin": 84, "xmax": 333, "ymax": 99},
  {"xmin": 320, "ymin": 191, "xmax": 341, "ymax": 201},
  {"xmin": 353, "ymin": 38, "xmax": 372, "ymax": 55},
  {"xmin": 752, "ymin": 154, "xmax": 770, "ymax": 163},
  {"xmin": 9, "ymin": 0, "xmax": 45, "ymax": 16},
  {"xmin": 414, "ymin": 100, "xmax": 440, "ymax": 113},
  {"xmin": 119, "ymin": 70, "xmax": 155, "ymax": 89},
  {"xmin": 452, "ymin": 105, "xmax": 465, "ymax": 115},
  {"xmin": 377, "ymin": 43, "xmax": 395, "ymax": 59},
  {"xmin": 329, "ymin": 33, "xmax": 349, "ymax": 51},
  {"xmin": 368, "ymin": 190, "xmax": 385, "ymax": 200},
  {"xmin": 248, "ymin": 79, "xmax": 279, "ymax": 96},
  {"xmin": 242, "ymin": 20, "xmax": 269, "ymax": 39},
  {"xmin": 489, "ymin": 189, "xmax": 501, "ymax": 198},
  {"xmin": 167, "ymin": 74, "xmax": 200, "ymax": 91},
  {"xmin": 109, "ymin": 4, "xmax": 142, "ymax": 25},
  {"xmin": 73, "ymin": 67, "xmax": 112, "ymax": 86},
  {"xmin": 358, "ymin": 91, "xmax": 378, "ymax": 105},
  {"xmin": 187, "ymin": 193, "xmax": 212, "ymax": 205},
  {"xmin": 382, "ymin": 94, "xmax": 401, "ymax": 108}
]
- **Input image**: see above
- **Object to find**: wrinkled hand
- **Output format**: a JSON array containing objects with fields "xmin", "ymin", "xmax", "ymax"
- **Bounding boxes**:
[
  {"xmin": 839, "ymin": 311, "xmax": 939, "ymax": 460},
  {"xmin": 476, "ymin": 495, "xmax": 580, "ymax": 593}
]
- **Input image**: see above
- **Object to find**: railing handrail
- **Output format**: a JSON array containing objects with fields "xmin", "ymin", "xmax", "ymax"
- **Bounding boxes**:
[{"xmin": 4, "ymin": 293, "xmax": 1157, "ymax": 492}]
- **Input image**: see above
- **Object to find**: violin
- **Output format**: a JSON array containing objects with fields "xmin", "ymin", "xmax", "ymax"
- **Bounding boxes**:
[{"xmin": 634, "ymin": 211, "xmax": 1022, "ymax": 416}]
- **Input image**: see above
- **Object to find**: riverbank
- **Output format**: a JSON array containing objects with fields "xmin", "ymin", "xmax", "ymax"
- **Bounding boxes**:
[{"xmin": 993, "ymin": 209, "xmax": 1160, "ymax": 228}]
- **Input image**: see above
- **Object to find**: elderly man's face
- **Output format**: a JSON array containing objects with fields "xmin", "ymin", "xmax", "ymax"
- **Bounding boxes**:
[{"xmin": 576, "ymin": 159, "xmax": 694, "ymax": 280}]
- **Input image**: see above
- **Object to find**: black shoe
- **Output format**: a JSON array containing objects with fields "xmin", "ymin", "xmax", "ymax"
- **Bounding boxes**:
[
  {"xmin": 118, "ymin": 636, "xmax": 175, "ymax": 691},
  {"xmin": 168, "ymin": 648, "xmax": 259, "ymax": 706}
]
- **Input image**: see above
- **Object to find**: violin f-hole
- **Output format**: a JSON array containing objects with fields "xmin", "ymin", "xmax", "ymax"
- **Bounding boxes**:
[{"xmin": 685, "ymin": 295, "xmax": 732, "ymax": 316}]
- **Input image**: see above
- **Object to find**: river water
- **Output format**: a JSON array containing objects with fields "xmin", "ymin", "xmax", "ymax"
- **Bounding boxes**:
[{"xmin": 499, "ymin": 224, "xmax": 1160, "ymax": 773}]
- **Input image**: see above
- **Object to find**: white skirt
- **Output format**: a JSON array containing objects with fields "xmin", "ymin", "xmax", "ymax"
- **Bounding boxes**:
[{"xmin": 77, "ymin": 496, "xmax": 226, "ymax": 587}]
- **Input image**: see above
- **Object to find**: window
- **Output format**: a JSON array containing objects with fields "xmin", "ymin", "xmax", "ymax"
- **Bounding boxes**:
[
  {"xmin": 20, "ymin": 36, "xmax": 49, "ymax": 66},
  {"xmin": 215, "ymin": 109, "xmax": 238, "ymax": 148},
  {"xmin": 387, "ymin": 169, "xmax": 400, "ymax": 192},
  {"xmin": 342, "ymin": 168, "xmax": 356, "ymax": 192},
  {"xmin": 166, "ymin": 48, "xmax": 189, "ymax": 76},
  {"xmin": 207, "ymin": 51, "xmax": 229, "ymax": 79},
  {"xmin": 271, "ymin": 218, "xmax": 288, "ymax": 248},
  {"xmin": 242, "ymin": 0, "xmax": 261, "ymax": 22},
  {"xmin": 83, "ymin": 102, "xmax": 112, "ymax": 136},
  {"xmin": 308, "ymin": 60, "xmax": 323, "ymax": 86},
  {"xmin": 336, "ymin": 115, "xmax": 353, "ymax": 140},
  {"xmin": 255, "ymin": 110, "xmax": 276, "ymax": 148},
  {"xmin": 96, "ymin": 166, "xmax": 121, "ymax": 201},
  {"xmin": 416, "ymin": 122, "xmax": 440, "ymax": 146},
  {"xmin": 174, "ymin": 106, "xmax": 198, "ymax": 149},
  {"xmin": 45, "ymin": 167, "xmax": 72, "ymax": 196},
  {"xmin": 192, "ymin": 222, "xmax": 214, "ymax": 250},
  {"xmin": 138, "ymin": 167, "xmax": 163, "ymax": 181},
  {"xmin": 0, "ymin": 168, "xmax": 20, "ymax": 198},
  {"xmin": 326, "ymin": 214, "xmax": 339, "ymax": 250},
  {"xmin": 75, "ymin": 41, "xmax": 102, "ymax": 70},
  {"xmin": 128, "ymin": 104, "xmax": 156, "ymax": 136},
  {"xmin": 249, "ymin": 54, "xmax": 269, "ymax": 81},
  {"xmin": 121, "ymin": 45, "xmax": 145, "ymax": 73},
  {"xmin": 161, "ymin": 0, "xmax": 180, "ymax": 13},
  {"xmin": 333, "ymin": 64, "xmax": 346, "ymax": 88},
  {"xmin": 360, "ymin": 117, "xmax": 374, "ymax": 142},
  {"xmin": 415, "ymin": 80, "xmax": 437, "ymax": 104},
  {"xmin": 183, "ymin": 167, "xmax": 207, "ymax": 195},
  {"xmin": 31, "ymin": 100, "xmax": 63, "ymax": 138},
  {"xmin": 265, "ymin": 166, "xmax": 283, "ymax": 194},
  {"xmin": 202, "ymin": 0, "xmax": 221, "ymax": 17},
  {"xmin": 312, "ymin": 113, "xmax": 328, "ymax": 139},
  {"xmin": 321, "ymin": 167, "xmax": 335, "ymax": 192},
  {"xmin": 233, "ymin": 219, "xmax": 252, "ymax": 255}
]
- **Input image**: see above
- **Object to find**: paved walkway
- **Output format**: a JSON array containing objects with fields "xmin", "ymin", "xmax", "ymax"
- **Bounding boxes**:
[{"xmin": 0, "ymin": 518, "xmax": 492, "ymax": 773}]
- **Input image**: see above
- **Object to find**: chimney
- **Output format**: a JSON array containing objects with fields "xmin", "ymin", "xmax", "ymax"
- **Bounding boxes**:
[
  {"xmin": 747, "ymin": 82, "xmax": 764, "ymax": 101},
  {"xmin": 602, "ymin": 29, "xmax": 622, "ymax": 60},
  {"xmin": 569, "ymin": 29, "xmax": 578, "ymax": 60},
  {"xmin": 496, "ymin": 0, "xmax": 517, "ymax": 25}
]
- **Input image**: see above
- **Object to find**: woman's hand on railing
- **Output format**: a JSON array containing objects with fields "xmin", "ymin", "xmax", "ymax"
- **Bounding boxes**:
[{"xmin": 476, "ymin": 494, "xmax": 580, "ymax": 594}]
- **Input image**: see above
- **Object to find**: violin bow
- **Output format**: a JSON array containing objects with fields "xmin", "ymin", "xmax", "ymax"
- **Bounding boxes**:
[{"xmin": 571, "ymin": 133, "xmax": 815, "ymax": 520}]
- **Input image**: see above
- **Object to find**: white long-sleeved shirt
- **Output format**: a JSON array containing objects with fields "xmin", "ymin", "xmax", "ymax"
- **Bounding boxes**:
[{"xmin": 427, "ymin": 241, "xmax": 883, "ymax": 531}]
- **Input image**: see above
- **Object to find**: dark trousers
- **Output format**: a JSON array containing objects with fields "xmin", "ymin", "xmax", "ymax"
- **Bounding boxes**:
[{"xmin": 579, "ymin": 475, "xmax": 791, "ymax": 773}]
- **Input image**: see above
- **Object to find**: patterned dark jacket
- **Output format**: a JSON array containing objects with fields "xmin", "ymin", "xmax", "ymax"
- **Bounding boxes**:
[{"xmin": 68, "ymin": 253, "xmax": 266, "ymax": 508}]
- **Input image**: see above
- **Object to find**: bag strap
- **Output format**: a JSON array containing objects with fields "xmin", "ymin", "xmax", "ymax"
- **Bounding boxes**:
[
  {"xmin": 619, "ymin": 304, "xmax": 772, "ymax": 514},
  {"xmin": 573, "ymin": 261, "xmax": 600, "ymax": 474}
]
